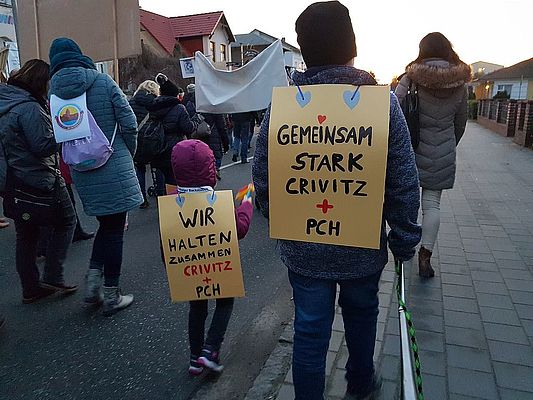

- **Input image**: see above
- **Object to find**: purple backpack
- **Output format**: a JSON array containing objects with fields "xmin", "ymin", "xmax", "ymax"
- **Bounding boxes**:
[{"xmin": 62, "ymin": 111, "xmax": 117, "ymax": 172}]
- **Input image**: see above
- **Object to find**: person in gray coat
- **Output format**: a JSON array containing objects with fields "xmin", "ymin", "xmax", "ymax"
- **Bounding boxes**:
[
  {"xmin": 0, "ymin": 59, "xmax": 78, "ymax": 303},
  {"xmin": 49, "ymin": 38, "xmax": 143, "ymax": 316},
  {"xmin": 395, "ymin": 32, "xmax": 470, "ymax": 278}
]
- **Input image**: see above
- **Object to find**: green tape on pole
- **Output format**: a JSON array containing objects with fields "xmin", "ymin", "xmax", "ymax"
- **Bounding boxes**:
[{"xmin": 396, "ymin": 260, "xmax": 425, "ymax": 400}]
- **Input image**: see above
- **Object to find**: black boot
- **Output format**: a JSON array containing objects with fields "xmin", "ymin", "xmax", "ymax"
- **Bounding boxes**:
[
  {"xmin": 72, "ymin": 216, "xmax": 95, "ymax": 242},
  {"xmin": 418, "ymin": 246, "xmax": 435, "ymax": 278}
]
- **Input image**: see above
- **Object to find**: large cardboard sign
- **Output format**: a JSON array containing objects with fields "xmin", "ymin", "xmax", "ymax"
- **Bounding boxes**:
[
  {"xmin": 268, "ymin": 85, "xmax": 390, "ymax": 248},
  {"xmin": 15, "ymin": 0, "xmax": 141, "ymax": 64},
  {"xmin": 158, "ymin": 190, "xmax": 245, "ymax": 303}
]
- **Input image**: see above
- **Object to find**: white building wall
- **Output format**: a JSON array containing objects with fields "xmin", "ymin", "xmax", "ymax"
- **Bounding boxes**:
[{"xmin": 492, "ymin": 79, "xmax": 529, "ymax": 100}]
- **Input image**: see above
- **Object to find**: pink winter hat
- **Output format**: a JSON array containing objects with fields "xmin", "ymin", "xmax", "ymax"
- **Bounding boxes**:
[{"xmin": 171, "ymin": 140, "xmax": 217, "ymax": 188}]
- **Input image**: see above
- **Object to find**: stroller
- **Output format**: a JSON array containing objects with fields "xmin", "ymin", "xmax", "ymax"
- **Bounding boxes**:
[{"xmin": 147, "ymin": 166, "xmax": 165, "ymax": 197}]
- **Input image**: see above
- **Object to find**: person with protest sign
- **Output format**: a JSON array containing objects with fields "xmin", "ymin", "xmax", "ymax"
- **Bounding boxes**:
[
  {"xmin": 0, "ymin": 59, "xmax": 78, "ymax": 304},
  {"xmin": 49, "ymin": 38, "xmax": 142, "ymax": 316},
  {"xmin": 169, "ymin": 139, "xmax": 253, "ymax": 375},
  {"xmin": 252, "ymin": 2, "xmax": 421, "ymax": 399},
  {"xmin": 395, "ymin": 32, "xmax": 470, "ymax": 278},
  {"xmin": 147, "ymin": 73, "xmax": 197, "ymax": 186}
]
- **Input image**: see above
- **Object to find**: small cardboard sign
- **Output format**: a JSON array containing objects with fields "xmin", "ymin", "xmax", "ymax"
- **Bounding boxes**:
[
  {"xmin": 180, "ymin": 57, "xmax": 195, "ymax": 79},
  {"xmin": 158, "ymin": 190, "xmax": 245, "ymax": 302},
  {"xmin": 268, "ymin": 85, "xmax": 390, "ymax": 248},
  {"xmin": 50, "ymin": 94, "xmax": 91, "ymax": 143}
]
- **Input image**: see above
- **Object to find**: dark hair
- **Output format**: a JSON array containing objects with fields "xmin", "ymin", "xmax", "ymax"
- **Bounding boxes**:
[
  {"xmin": 9, "ymin": 59, "xmax": 50, "ymax": 98},
  {"xmin": 409, "ymin": 32, "xmax": 462, "ymax": 67}
]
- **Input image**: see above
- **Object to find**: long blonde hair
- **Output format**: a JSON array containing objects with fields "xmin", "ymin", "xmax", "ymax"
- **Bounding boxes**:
[{"xmin": 134, "ymin": 80, "xmax": 160, "ymax": 97}]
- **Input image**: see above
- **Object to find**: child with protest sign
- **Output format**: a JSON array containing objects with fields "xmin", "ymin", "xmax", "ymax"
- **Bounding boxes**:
[{"xmin": 169, "ymin": 139, "xmax": 253, "ymax": 375}]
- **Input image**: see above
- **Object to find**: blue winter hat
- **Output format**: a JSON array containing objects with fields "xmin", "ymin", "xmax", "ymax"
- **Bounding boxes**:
[{"xmin": 49, "ymin": 37, "xmax": 97, "ymax": 77}]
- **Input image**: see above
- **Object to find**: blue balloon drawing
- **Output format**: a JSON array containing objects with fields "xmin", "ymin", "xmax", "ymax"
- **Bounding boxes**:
[
  {"xmin": 206, "ymin": 192, "xmax": 217, "ymax": 206},
  {"xmin": 343, "ymin": 89, "xmax": 361, "ymax": 110},
  {"xmin": 176, "ymin": 195, "xmax": 186, "ymax": 208},
  {"xmin": 296, "ymin": 90, "xmax": 312, "ymax": 108}
]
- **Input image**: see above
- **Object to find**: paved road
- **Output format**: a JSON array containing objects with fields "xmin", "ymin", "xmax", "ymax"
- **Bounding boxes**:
[{"xmin": 0, "ymin": 144, "xmax": 293, "ymax": 400}]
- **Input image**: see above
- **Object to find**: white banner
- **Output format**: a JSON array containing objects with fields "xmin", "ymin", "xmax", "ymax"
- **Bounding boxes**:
[
  {"xmin": 195, "ymin": 40, "xmax": 288, "ymax": 114},
  {"xmin": 50, "ymin": 94, "xmax": 91, "ymax": 143}
]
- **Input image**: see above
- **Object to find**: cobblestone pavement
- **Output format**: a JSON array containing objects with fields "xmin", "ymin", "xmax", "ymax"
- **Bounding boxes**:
[{"xmin": 273, "ymin": 122, "xmax": 533, "ymax": 400}]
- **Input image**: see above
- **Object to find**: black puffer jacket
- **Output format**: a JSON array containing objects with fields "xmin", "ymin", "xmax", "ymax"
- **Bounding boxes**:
[
  {"xmin": 129, "ymin": 90, "xmax": 156, "ymax": 124},
  {"xmin": 146, "ymin": 95, "xmax": 195, "ymax": 151},
  {"xmin": 204, "ymin": 113, "xmax": 229, "ymax": 160},
  {"xmin": 185, "ymin": 96, "xmax": 229, "ymax": 160},
  {"xmin": 0, "ymin": 84, "xmax": 61, "ymax": 192}
]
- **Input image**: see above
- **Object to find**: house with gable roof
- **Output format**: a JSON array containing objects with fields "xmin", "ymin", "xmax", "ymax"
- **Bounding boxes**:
[{"xmin": 139, "ymin": 9, "xmax": 235, "ymax": 69}]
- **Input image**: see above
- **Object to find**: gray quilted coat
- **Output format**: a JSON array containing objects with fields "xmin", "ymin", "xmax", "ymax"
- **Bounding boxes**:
[
  {"xmin": 50, "ymin": 67, "xmax": 143, "ymax": 216},
  {"xmin": 395, "ymin": 59, "xmax": 469, "ymax": 190}
]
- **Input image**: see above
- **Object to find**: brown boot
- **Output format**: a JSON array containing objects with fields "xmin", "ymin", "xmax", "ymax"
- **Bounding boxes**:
[{"xmin": 418, "ymin": 246, "xmax": 435, "ymax": 278}]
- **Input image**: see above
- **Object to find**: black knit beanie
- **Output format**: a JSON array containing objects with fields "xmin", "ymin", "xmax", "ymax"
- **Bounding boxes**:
[
  {"xmin": 296, "ymin": 1, "xmax": 357, "ymax": 68},
  {"xmin": 156, "ymin": 73, "xmax": 180, "ymax": 97}
]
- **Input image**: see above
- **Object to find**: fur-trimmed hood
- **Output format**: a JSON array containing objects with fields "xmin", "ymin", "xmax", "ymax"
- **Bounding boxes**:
[{"xmin": 406, "ymin": 59, "xmax": 471, "ymax": 90}]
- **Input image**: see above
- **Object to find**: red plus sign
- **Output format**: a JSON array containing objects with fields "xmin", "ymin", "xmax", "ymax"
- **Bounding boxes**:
[
  {"xmin": 316, "ymin": 199, "xmax": 334, "ymax": 214},
  {"xmin": 203, "ymin": 277, "xmax": 212, "ymax": 285}
]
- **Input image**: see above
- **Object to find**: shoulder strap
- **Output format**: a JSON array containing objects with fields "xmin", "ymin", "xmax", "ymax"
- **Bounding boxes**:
[
  {"xmin": 109, "ymin": 124, "xmax": 118, "ymax": 147},
  {"xmin": 137, "ymin": 113, "xmax": 150, "ymax": 131}
]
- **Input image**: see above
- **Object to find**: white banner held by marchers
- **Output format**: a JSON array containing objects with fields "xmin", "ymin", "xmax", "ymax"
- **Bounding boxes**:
[{"xmin": 195, "ymin": 40, "xmax": 288, "ymax": 114}]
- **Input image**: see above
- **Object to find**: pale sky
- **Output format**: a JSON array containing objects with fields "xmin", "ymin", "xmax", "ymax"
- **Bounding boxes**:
[{"xmin": 139, "ymin": 0, "xmax": 533, "ymax": 83}]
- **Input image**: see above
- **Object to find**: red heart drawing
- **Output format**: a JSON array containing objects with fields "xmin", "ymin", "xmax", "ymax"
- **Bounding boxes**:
[{"xmin": 317, "ymin": 115, "xmax": 327, "ymax": 124}]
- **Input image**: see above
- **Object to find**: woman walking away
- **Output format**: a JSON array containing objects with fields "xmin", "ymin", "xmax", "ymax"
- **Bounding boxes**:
[
  {"xmin": 171, "ymin": 140, "xmax": 253, "ymax": 375},
  {"xmin": 396, "ymin": 32, "xmax": 470, "ymax": 278},
  {"xmin": 147, "ymin": 73, "xmax": 197, "ymax": 185},
  {"xmin": 0, "ymin": 59, "xmax": 78, "ymax": 303},
  {"xmin": 129, "ymin": 80, "xmax": 159, "ymax": 208},
  {"xmin": 49, "ymin": 38, "xmax": 143, "ymax": 316}
]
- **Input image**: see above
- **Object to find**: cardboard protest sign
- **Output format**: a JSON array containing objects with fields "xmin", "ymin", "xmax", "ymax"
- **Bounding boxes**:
[
  {"xmin": 158, "ymin": 190, "xmax": 245, "ymax": 302},
  {"xmin": 268, "ymin": 85, "xmax": 390, "ymax": 249}
]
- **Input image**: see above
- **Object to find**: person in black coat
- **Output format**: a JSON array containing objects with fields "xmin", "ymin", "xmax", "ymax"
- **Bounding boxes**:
[
  {"xmin": 129, "ymin": 80, "xmax": 159, "ymax": 206},
  {"xmin": 184, "ymin": 84, "xmax": 229, "ymax": 179},
  {"xmin": 147, "ymin": 74, "xmax": 197, "ymax": 185}
]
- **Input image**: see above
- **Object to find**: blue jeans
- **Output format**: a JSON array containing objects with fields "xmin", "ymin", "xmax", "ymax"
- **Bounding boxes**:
[
  {"xmin": 289, "ymin": 269, "xmax": 382, "ymax": 400},
  {"xmin": 232, "ymin": 122, "xmax": 250, "ymax": 161}
]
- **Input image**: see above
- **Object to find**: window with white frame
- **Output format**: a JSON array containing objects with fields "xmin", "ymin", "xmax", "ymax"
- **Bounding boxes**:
[
  {"xmin": 497, "ymin": 84, "xmax": 512, "ymax": 95},
  {"xmin": 209, "ymin": 41, "xmax": 216, "ymax": 62},
  {"xmin": 220, "ymin": 44, "xmax": 226, "ymax": 62}
]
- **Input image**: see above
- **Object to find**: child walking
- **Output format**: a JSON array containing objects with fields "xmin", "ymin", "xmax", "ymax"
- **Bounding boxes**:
[{"xmin": 170, "ymin": 139, "xmax": 253, "ymax": 375}]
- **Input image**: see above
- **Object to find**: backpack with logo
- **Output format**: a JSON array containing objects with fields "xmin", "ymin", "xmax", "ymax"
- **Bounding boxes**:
[
  {"xmin": 50, "ymin": 93, "xmax": 117, "ymax": 172},
  {"xmin": 134, "ymin": 113, "xmax": 166, "ymax": 164},
  {"xmin": 399, "ymin": 79, "xmax": 420, "ymax": 150}
]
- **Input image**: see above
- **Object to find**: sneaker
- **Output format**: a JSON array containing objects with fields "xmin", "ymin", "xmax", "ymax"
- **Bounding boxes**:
[
  {"xmin": 241, "ymin": 159, "xmax": 249, "ymax": 164},
  {"xmin": 197, "ymin": 345, "xmax": 224, "ymax": 372},
  {"xmin": 345, "ymin": 374, "xmax": 383, "ymax": 400},
  {"xmin": 232, "ymin": 154, "xmax": 238, "ymax": 162},
  {"xmin": 22, "ymin": 285, "xmax": 58, "ymax": 304},
  {"xmin": 188, "ymin": 355, "xmax": 204, "ymax": 376},
  {"xmin": 41, "ymin": 282, "xmax": 79, "ymax": 295},
  {"xmin": 216, "ymin": 169, "xmax": 222, "ymax": 180}
]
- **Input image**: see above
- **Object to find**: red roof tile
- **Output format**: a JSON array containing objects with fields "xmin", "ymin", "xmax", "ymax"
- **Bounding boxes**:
[
  {"xmin": 140, "ymin": 9, "xmax": 228, "ymax": 55},
  {"xmin": 170, "ymin": 12, "xmax": 223, "ymax": 38},
  {"xmin": 140, "ymin": 10, "xmax": 176, "ymax": 55}
]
